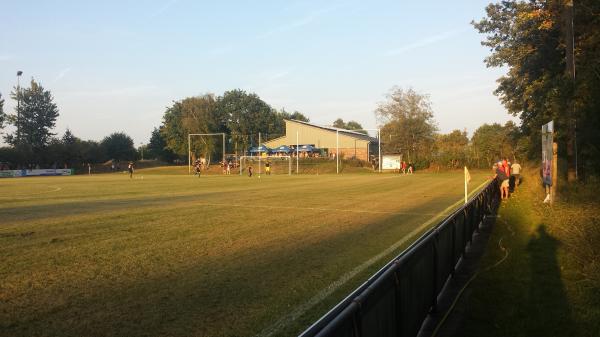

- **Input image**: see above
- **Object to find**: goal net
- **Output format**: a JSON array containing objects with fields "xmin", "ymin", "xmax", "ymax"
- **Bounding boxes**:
[{"xmin": 239, "ymin": 156, "xmax": 292, "ymax": 176}]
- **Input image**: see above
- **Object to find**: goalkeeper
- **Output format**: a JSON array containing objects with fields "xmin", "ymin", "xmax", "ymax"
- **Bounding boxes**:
[{"xmin": 265, "ymin": 161, "xmax": 271, "ymax": 175}]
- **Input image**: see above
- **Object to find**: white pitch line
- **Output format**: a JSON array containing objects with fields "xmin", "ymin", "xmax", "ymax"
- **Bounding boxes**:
[
  {"xmin": 0, "ymin": 185, "xmax": 62, "ymax": 199},
  {"xmin": 196, "ymin": 202, "xmax": 439, "ymax": 217},
  {"xmin": 255, "ymin": 179, "xmax": 490, "ymax": 337}
]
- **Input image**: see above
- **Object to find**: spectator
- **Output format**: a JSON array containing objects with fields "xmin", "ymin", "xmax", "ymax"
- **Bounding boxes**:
[
  {"xmin": 511, "ymin": 160, "xmax": 522, "ymax": 187},
  {"xmin": 494, "ymin": 160, "xmax": 510, "ymax": 200}
]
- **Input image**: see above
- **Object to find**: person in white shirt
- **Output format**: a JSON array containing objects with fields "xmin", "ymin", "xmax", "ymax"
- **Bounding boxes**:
[{"xmin": 511, "ymin": 161, "xmax": 522, "ymax": 187}]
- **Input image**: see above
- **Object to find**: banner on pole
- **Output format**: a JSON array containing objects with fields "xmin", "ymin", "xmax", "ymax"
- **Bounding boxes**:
[{"xmin": 541, "ymin": 121, "xmax": 554, "ymax": 187}]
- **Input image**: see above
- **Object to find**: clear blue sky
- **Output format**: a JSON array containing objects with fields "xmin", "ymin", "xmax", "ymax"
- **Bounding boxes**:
[{"xmin": 0, "ymin": 0, "xmax": 515, "ymax": 145}]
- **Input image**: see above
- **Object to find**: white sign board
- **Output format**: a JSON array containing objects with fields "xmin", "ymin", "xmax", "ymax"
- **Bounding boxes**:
[
  {"xmin": 0, "ymin": 169, "xmax": 73, "ymax": 178},
  {"xmin": 382, "ymin": 155, "xmax": 402, "ymax": 170}
]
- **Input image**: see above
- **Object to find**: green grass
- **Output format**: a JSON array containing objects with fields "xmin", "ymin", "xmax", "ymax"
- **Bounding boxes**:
[
  {"xmin": 460, "ymin": 169, "xmax": 600, "ymax": 337},
  {"xmin": 1, "ymin": 169, "xmax": 487, "ymax": 337}
]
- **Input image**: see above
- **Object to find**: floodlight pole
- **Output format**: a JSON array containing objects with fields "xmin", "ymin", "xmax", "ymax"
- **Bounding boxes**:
[
  {"xmin": 378, "ymin": 128, "xmax": 382, "ymax": 173},
  {"xmin": 16, "ymin": 71, "xmax": 23, "ymax": 143},
  {"xmin": 336, "ymin": 130, "xmax": 339, "ymax": 174}
]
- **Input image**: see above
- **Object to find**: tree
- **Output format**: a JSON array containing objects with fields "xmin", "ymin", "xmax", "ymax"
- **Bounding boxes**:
[
  {"xmin": 101, "ymin": 132, "xmax": 136, "ymax": 161},
  {"xmin": 435, "ymin": 129, "xmax": 469, "ymax": 168},
  {"xmin": 216, "ymin": 89, "xmax": 283, "ymax": 151},
  {"xmin": 471, "ymin": 122, "xmax": 521, "ymax": 168},
  {"xmin": 473, "ymin": 0, "xmax": 600, "ymax": 178},
  {"xmin": 147, "ymin": 127, "xmax": 177, "ymax": 162},
  {"xmin": 6, "ymin": 79, "xmax": 59, "ymax": 149},
  {"xmin": 59, "ymin": 129, "xmax": 83, "ymax": 167},
  {"xmin": 160, "ymin": 94, "xmax": 227, "ymax": 160},
  {"xmin": 375, "ymin": 87, "xmax": 438, "ymax": 165},
  {"xmin": 279, "ymin": 108, "xmax": 310, "ymax": 122},
  {"xmin": 331, "ymin": 118, "xmax": 367, "ymax": 134},
  {"xmin": 332, "ymin": 118, "xmax": 346, "ymax": 129}
]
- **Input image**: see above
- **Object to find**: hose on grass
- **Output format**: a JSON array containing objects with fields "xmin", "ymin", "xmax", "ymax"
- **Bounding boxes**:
[{"xmin": 430, "ymin": 216, "xmax": 512, "ymax": 337}]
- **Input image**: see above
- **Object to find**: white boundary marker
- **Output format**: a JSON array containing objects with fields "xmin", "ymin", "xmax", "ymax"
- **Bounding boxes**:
[{"xmin": 256, "ymin": 179, "xmax": 490, "ymax": 337}]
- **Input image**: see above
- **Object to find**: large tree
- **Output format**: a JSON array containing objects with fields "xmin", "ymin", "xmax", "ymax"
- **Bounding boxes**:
[
  {"xmin": 375, "ymin": 87, "xmax": 438, "ymax": 164},
  {"xmin": 473, "ymin": 0, "xmax": 600, "ymax": 178},
  {"xmin": 147, "ymin": 127, "xmax": 177, "ymax": 162},
  {"xmin": 6, "ymin": 79, "xmax": 59, "ymax": 148},
  {"xmin": 216, "ymin": 89, "xmax": 283, "ymax": 150},
  {"xmin": 101, "ymin": 132, "xmax": 136, "ymax": 161},
  {"xmin": 161, "ymin": 94, "xmax": 226, "ymax": 159}
]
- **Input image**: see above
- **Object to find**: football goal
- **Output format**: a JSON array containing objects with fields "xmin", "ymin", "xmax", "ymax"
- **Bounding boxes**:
[
  {"xmin": 188, "ymin": 133, "xmax": 226, "ymax": 174},
  {"xmin": 239, "ymin": 156, "xmax": 292, "ymax": 176}
]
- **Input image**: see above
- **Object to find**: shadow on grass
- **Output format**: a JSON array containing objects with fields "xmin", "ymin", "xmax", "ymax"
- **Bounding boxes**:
[
  {"xmin": 526, "ymin": 224, "xmax": 577, "ymax": 337},
  {"xmin": 1, "ymin": 204, "xmax": 435, "ymax": 337}
]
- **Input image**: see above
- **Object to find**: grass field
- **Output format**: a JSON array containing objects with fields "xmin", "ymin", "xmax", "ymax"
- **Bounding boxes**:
[{"xmin": 1, "ymin": 168, "xmax": 488, "ymax": 337}]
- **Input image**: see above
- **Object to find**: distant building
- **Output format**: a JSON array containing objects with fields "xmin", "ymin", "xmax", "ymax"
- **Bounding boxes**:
[{"xmin": 264, "ymin": 119, "xmax": 379, "ymax": 161}]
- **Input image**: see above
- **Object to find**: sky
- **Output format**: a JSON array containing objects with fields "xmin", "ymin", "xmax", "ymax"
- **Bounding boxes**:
[{"xmin": 0, "ymin": 0, "xmax": 517, "ymax": 145}]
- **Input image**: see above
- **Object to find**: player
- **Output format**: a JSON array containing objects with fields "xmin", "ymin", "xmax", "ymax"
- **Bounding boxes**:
[
  {"xmin": 195, "ymin": 161, "xmax": 201, "ymax": 177},
  {"xmin": 265, "ymin": 161, "xmax": 271, "ymax": 175},
  {"xmin": 226, "ymin": 161, "xmax": 231, "ymax": 175},
  {"xmin": 128, "ymin": 162, "xmax": 134, "ymax": 178},
  {"xmin": 248, "ymin": 165, "xmax": 253, "ymax": 177}
]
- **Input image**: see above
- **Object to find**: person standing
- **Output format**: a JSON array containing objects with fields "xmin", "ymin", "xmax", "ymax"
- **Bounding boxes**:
[
  {"xmin": 128, "ymin": 162, "xmax": 134, "ymax": 179},
  {"xmin": 226, "ymin": 161, "xmax": 231, "ymax": 175},
  {"xmin": 265, "ymin": 161, "xmax": 271, "ymax": 175},
  {"xmin": 248, "ymin": 165, "xmax": 253, "ymax": 177},
  {"xmin": 493, "ymin": 161, "xmax": 508, "ymax": 200},
  {"xmin": 511, "ymin": 160, "xmax": 522, "ymax": 187}
]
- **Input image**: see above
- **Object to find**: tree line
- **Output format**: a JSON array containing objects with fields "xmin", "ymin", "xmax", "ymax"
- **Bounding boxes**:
[
  {"xmin": 0, "ymin": 79, "xmax": 138, "ymax": 169},
  {"xmin": 472, "ymin": 0, "xmax": 600, "ymax": 179},
  {"xmin": 6, "ymin": 0, "xmax": 600, "ymax": 177},
  {"xmin": 0, "ymin": 79, "xmax": 524, "ymax": 171},
  {"xmin": 375, "ymin": 86, "xmax": 523, "ymax": 169}
]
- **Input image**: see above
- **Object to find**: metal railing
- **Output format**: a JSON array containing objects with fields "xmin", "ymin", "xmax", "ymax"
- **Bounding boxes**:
[{"xmin": 299, "ymin": 179, "xmax": 499, "ymax": 337}]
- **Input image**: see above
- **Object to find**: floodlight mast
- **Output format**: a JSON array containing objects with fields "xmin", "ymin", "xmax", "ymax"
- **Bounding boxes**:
[
  {"xmin": 331, "ymin": 127, "xmax": 381, "ymax": 174},
  {"xmin": 188, "ymin": 133, "xmax": 226, "ymax": 174}
]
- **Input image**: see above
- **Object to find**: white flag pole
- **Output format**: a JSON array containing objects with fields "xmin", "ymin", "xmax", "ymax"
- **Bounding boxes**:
[{"xmin": 464, "ymin": 166, "xmax": 468, "ymax": 204}]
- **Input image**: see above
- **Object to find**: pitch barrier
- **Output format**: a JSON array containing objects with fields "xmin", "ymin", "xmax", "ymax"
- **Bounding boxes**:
[{"xmin": 299, "ymin": 179, "xmax": 500, "ymax": 337}]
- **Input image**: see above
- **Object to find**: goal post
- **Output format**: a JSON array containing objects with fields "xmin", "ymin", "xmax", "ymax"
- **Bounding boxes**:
[
  {"xmin": 188, "ymin": 133, "xmax": 226, "ymax": 174},
  {"xmin": 239, "ymin": 155, "xmax": 292, "ymax": 176}
]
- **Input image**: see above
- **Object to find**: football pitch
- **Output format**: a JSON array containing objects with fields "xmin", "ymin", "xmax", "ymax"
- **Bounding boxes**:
[{"xmin": 0, "ymin": 169, "xmax": 488, "ymax": 337}]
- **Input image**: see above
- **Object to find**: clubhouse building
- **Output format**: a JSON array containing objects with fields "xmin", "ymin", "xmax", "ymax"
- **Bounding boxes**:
[{"xmin": 263, "ymin": 119, "xmax": 379, "ymax": 161}]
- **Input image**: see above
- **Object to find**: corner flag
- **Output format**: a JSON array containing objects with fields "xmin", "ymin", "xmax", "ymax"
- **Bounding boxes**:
[{"xmin": 464, "ymin": 166, "xmax": 471, "ymax": 204}]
